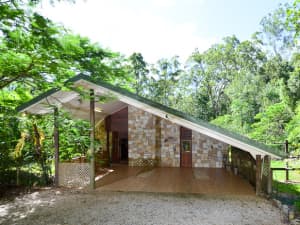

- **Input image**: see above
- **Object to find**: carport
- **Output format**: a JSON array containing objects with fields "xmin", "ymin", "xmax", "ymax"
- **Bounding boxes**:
[{"xmin": 17, "ymin": 74, "xmax": 284, "ymax": 195}]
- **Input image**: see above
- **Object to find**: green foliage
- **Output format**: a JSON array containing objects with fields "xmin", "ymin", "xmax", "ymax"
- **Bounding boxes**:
[
  {"xmin": 57, "ymin": 112, "xmax": 90, "ymax": 161},
  {"xmin": 0, "ymin": 0, "xmax": 126, "ymax": 186},
  {"xmin": 0, "ymin": 1, "xmax": 127, "ymax": 90},
  {"xmin": 128, "ymin": 52, "xmax": 149, "ymax": 95},
  {"xmin": 286, "ymin": 0, "xmax": 300, "ymax": 38},
  {"xmin": 146, "ymin": 56, "xmax": 182, "ymax": 107},
  {"xmin": 287, "ymin": 104, "xmax": 300, "ymax": 155},
  {"xmin": 253, "ymin": 3, "xmax": 296, "ymax": 58},
  {"xmin": 250, "ymin": 102, "xmax": 293, "ymax": 145}
]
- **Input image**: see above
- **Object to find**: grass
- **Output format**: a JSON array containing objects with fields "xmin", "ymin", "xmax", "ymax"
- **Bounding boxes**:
[
  {"xmin": 271, "ymin": 160, "xmax": 300, "ymax": 182},
  {"xmin": 271, "ymin": 159, "xmax": 300, "ymax": 211}
]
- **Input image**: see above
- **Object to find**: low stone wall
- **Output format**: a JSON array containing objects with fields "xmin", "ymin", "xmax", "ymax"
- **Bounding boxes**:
[{"xmin": 58, "ymin": 163, "xmax": 90, "ymax": 187}]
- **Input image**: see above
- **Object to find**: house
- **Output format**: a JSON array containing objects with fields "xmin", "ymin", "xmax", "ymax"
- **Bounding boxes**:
[{"xmin": 17, "ymin": 74, "xmax": 283, "ymax": 193}]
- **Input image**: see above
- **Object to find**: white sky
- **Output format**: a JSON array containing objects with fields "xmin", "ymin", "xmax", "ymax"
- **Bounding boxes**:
[{"xmin": 37, "ymin": 0, "xmax": 291, "ymax": 64}]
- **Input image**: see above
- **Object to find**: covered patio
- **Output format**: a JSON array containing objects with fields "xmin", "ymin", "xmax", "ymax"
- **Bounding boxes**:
[{"xmin": 96, "ymin": 165, "xmax": 255, "ymax": 195}]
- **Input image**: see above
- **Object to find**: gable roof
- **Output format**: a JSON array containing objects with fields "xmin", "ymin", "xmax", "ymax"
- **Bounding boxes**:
[{"xmin": 17, "ymin": 74, "xmax": 284, "ymax": 158}]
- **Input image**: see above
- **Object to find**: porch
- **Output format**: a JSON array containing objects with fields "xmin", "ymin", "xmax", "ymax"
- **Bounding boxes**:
[{"xmin": 96, "ymin": 165, "xmax": 255, "ymax": 195}]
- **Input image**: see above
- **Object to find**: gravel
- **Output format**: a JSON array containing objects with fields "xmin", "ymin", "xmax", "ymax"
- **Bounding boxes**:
[{"xmin": 0, "ymin": 188, "xmax": 284, "ymax": 225}]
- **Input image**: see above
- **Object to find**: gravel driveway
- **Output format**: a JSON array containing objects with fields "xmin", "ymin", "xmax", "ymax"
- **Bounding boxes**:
[{"xmin": 0, "ymin": 188, "xmax": 284, "ymax": 225}]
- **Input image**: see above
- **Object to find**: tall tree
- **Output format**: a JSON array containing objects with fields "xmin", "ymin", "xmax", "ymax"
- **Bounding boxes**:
[
  {"xmin": 250, "ymin": 102, "xmax": 293, "ymax": 147},
  {"xmin": 148, "ymin": 56, "xmax": 181, "ymax": 106},
  {"xmin": 253, "ymin": 3, "xmax": 296, "ymax": 58},
  {"xmin": 128, "ymin": 52, "xmax": 148, "ymax": 95},
  {"xmin": 286, "ymin": 0, "xmax": 300, "ymax": 38}
]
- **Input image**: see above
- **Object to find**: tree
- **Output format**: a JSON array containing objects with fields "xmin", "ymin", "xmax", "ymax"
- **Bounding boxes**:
[
  {"xmin": 128, "ymin": 52, "xmax": 149, "ymax": 95},
  {"xmin": 0, "ymin": 1, "xmax": 126, "ymax": 90},
  {"xmin": 147, "ymin": 56, "xmax": 181, "ymax": 106},
  {"xmin": 186, "ymin": 36, "xmax": 264, "ymax": 120},
  {"xmin": 250, "ymin": 102, "xmax": 293, "ymax": 146},
  {"xmin": 286, "ymin": 0, "xmax": 300, "ymax": 38},
  {"xmin": 0, "ymin": 0, "xmax": 127, "ymax": 186},
  {"xmin": 287, "ymin": 103, "xmax": 300, "ymax": 155},
  {"xmin": 287, "ymin": 53, "xmax": 300, "ymax": 107},
  {"xmin": 253, "ymin": 3, "xmax": 296, "ymax": 58}
]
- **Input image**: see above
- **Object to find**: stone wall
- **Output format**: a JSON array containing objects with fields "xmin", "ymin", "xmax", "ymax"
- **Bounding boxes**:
[
  {"xmin": 128, "ymin": 106, "xmax": 158, "ymax": 166},
  {"xmin": 127, "ymin": 105, "xmax": 229, "ymax": 168},
  {"xmin": 160, "ymin": 119, "xmax": 180, "ymax": 167},
  {"xmin": 192, "ymin": 132, "xmax": 228, "ymax": 168}
]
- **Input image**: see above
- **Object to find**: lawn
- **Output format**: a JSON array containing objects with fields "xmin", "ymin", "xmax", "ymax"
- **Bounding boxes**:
[
  {"xmin": 271, "ymin": 159, "xmax": 300, "ymax": 211},
  {"xmin": 271, "ymin": 160, "xmax": 300, "ymax": 183}
]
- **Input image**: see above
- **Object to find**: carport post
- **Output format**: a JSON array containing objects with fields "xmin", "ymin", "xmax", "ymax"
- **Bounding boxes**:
[
  {"xmin": 256, "ymin": 155, "xmax": 262, "ymax": 195},
  {"xmin": 266, "ymin": 155, "xmax": 272, "ymax": 194},
  {"xmin": 90, "ymin": 89, "xmax": 96, "ymax": 190},
  {"xmin": 54, "ymin": 107, "xmax": 59, "ymax": 187}
]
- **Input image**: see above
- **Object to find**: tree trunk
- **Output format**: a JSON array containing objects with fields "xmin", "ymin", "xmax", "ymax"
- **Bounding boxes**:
[
  {"xmin": 16, "ymin": 167, "xmax": 20, "ymax": 186},
  {"xmin": 33, "ymin": 123, "xmax": 49, "ymax": 185}
]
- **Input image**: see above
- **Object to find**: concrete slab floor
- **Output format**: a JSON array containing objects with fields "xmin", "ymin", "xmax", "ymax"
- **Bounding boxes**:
[{"xmin": 96, "ymin": 165, "xmax": 255, "ymax": 195}]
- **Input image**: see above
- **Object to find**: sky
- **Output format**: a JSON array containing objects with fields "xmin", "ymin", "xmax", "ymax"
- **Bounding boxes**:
[{"xmin": 38, "ymin": 0, "xmax": 292, "ymax": 64}]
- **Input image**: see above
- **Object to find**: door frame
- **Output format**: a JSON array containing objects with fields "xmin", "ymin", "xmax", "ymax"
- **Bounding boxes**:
[{"xmin": 180, "ymin": 127, "xmax": 192, "ymax": 167}]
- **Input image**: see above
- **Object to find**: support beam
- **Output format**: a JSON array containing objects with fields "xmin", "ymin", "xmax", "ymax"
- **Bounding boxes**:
[
  {"xmin": 54, "ymin": 107, "xmax": 59, "ymax": 187},
  {"xmin": 265, "ymin": 155, "xmax": 272, "ymax": 194},
  {"xmin": 90, "ymin": 89, "xmax": 95, "ymax": 190},
  {"xmin": 256, "ymin": 155, "xmax": 262, "ymax": 195},
  {"xmin": 106, "ymin": 130, "xmax": 110, "ymax": 166}
]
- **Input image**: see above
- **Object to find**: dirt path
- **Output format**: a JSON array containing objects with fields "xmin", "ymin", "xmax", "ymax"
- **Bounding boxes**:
[{"xmin": 0, "ymin": 188, "xmax": 284, "ymax": 225}]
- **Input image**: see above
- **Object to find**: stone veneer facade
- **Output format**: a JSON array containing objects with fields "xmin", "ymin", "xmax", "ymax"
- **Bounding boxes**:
[
  {"xmin": 128, "ymin": 105, "xmax": 228, "ymax": 168},
  {"xmin": 128, "ymin": 106, "xmax": 158, "ymax": 166},
  {"xmin": 192, "ymin": 132, "xmax": 228, "ymax": 168},
  {"xmin": 160, "ymin": 119, "xmax": 180, "ymax": 167}
]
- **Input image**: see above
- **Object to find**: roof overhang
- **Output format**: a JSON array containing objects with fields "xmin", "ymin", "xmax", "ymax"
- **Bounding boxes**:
[
  {"xmin": 17, "ymin": 74, "xmax": 283, "ymax": 159},
  {"xmin": 17, "ymin": 87, "xmax": 127, "ymax": 122}
]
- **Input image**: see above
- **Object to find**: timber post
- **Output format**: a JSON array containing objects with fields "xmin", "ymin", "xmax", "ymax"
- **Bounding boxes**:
[
  {"xmin": 265, "ymin": 155, "xmax": 272, "ymax": 194},
  {"xmin": 90, "ymin": 89, "xmax": 96, "ymax": 190},
  {"xmin": 54, "ymin": 107, "xmax": 59, "ymax": 187},
  {"xmin": 286, "ymin": 162, "xmax": 289, "ymax": 182},
  {"xmin": 256, "ymin": 155, "xmax": 262, "ymax": 195}
]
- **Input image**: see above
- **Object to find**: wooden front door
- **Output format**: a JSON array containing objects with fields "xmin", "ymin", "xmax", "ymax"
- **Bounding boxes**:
[{"xmin": 180, "ymin": 127, "xmax": 192, "ymax": 167}]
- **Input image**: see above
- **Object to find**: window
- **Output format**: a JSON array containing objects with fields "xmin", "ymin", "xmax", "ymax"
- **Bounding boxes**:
[{"xmin": 181, "ymin": 140, "xmax": 191, "ymax": 152}]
